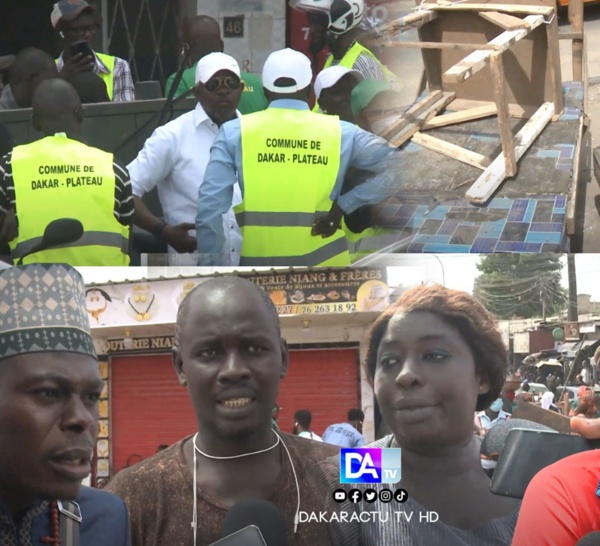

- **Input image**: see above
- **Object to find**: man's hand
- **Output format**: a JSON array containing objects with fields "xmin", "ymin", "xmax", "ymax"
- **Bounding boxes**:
[
  {"xmin": 0, "ymin": 209, "xmax": 17, "ymax": 243},
  {"xmin": 570, "ymin": 416, "xmax": 600, "ymax": 439},
  {"xmin": 162, "ymin": 223, "xmax": 196, "ymax": 254},
  {"xmin": 59, "ymin": 53, "xmax": 95, "ymax": 79},
  {"xmin": 312, "ymin": 202, "xmax": 344, "ymax": 238}
]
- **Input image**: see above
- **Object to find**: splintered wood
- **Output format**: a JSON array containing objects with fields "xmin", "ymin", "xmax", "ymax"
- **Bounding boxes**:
[
  {"xmin": 443, "ymin": 14, "xmax": 545, "ymax": 84},
  {"xmin": 465, "ymin": 102, "xmax": 555, "ymax": 204}
]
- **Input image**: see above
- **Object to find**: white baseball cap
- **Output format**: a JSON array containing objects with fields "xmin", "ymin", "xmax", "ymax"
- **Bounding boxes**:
[
  {"xmin": 314, "ymin": 66, "xmax": 364, "ymax": 99},
  {"xmin": 262, "ymin": 48, "xmax": 313, "ymax": 93},
  {"xmin": 195, "ymin": 52, "xmax": 241, "ymax": 85}
]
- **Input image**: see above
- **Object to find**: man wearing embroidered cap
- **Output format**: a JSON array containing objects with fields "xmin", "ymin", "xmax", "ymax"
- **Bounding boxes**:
[
  {"xmin": 0, "ymin": 263, "xmax": 130, "ymax": 545},
  {"xmin": 52, "ymin": 0, "xmax": 134, "ymax": 102},
  {"xmin": 196, "ymin": 48, "xmax": 405, "ymax": 267},
  {"xmin": 129, "ymin": 52, "xmax": 244, "ymax": 266}
]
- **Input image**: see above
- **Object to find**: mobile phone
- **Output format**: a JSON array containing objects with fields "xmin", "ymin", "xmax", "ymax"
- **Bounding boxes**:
[
  {"xmin": 70, "ymin": 41, "xmax": 94, "ymax": 60},
  {"xmin": 209, "ymin": 525, "xmax": 267, "ymax": 546},
  {"xmin": 490, "ymin": 429, "xmax": 600, "ymax": 499}
]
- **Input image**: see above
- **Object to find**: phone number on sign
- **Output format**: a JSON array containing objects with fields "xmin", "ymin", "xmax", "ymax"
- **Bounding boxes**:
[{"xmin": 276, "ymin": 302, "xmax": 357, "ymax": 314}]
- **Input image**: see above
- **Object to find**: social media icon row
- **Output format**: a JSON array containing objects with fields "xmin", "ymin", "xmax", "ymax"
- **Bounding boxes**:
[{"xmin": 333, "ymin": 488, "xmax": 408, "ymax": 504}]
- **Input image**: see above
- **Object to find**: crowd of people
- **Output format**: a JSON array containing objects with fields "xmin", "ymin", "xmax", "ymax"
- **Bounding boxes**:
[
  {"xmin": 3, "ymin": 261, "xmax": 600, "ymax": 545},
  {"xmin": 0, "ymin": 0, "xmax": 417, "ymax": 268}
]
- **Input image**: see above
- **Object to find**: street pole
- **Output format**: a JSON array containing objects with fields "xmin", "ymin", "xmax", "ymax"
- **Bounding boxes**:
[{"xmin": 567, "ymin": 255, "xmax": 578, "ymax": 321}]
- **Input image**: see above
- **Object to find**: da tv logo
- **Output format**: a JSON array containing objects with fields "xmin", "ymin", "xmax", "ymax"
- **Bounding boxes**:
[{"xmin": 340, "ymin": 448, "xmax": 401, "ymax": 484}]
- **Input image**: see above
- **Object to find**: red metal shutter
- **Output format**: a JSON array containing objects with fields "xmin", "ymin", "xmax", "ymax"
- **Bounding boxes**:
[
  {"xmin": 110, "ymin": 355, "xmax": 197, "ymax": 473},
  {"xmin": 275, "ymin": 349, "xmax": 361, "ymax": 437},
  {"xmin": 110, "ymin": 349, "xmax": 360, "ymax": 472}
]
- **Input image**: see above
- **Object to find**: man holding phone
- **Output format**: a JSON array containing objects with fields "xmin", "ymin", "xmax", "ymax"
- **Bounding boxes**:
[{"xmin": 51, "ymin": 0, "xmax": 134, "ymax": 102}]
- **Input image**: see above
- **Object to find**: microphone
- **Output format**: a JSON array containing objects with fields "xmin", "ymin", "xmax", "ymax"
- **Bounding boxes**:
[
  {"xmin": 211, "ymin": 499, "xmax": 288, "ymax": 546},
  {"xmin": 480, "ymin": 418, "xmax": 554, "ymax": 478},
  {"xmin": 576, "ymin": 532, "xmax": 600, "ymax": 545}
]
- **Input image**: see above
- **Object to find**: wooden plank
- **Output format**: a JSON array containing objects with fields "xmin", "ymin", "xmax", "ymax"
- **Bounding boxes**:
[
  {"xmin": 465, "ymin": 102, "xmax": 555, "ymax": 204},
  {"xmin": 384, "ymin": 41, "xmax": 498, "ymax": 50},
  {"xmin": 490, "ymin": 53, "xmax": 517, "ymax": 177},
  {"xmin": 479, "ymin": 11, "xmax": 530, "ymax": 30},
  {"xmin": 545, "ymin": 16, "xmax": 565, "ymax": 116},
  {"xmin": 388, "ymin": 93, "xmax": 456, "ymax": 147},
  {"xmin": 380, "ymin": 90, "xmax": 443, "ymax": 141},
  {"xmin": 374, "ymin": 10, "xmax": 437, "ymax": 36},
  {"xmin": 448, "ymin": 98, "xmax": 536, "ymax": 118},
  {"xmin": 568, "ymin": 0, "xmax": 584, "ymax": 81},
  {"xmin": 566, "ymin": 115, "xmax": 585, "ymax": 235},
  {"xmin": 443, "ymin": 15, "xmax": 545, "ymax": 85},
  {"xmin": 411, "ymin": 132, "xmax": 490, "ymax": 169},
  {"xmin": 421, "ymin": 3, "xmax": 554, "ymax": 16},
  {"xmin": 511, "ymin": 400, "xmax": 573, "ymax": 433},
  {"xmin": 423, "ymin": 104, "xmax": 498, "ymax": 129},
  {"xmin": 558, "ymin": 30, "xmax": 583, "ymax": 40}
]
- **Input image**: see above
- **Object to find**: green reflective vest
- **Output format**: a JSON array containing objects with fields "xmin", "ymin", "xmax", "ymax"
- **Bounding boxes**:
[
  {"xmin": 236, "ymin": 108, "xmax": 351, "ymax": 266},
  {"xmin": 10, "ymin": 135, "xmax": 130, "ymax": 265}
]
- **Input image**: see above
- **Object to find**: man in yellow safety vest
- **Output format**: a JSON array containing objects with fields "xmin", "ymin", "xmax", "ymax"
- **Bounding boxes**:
[
  {"xmin": 52, "ymin": 0, "xmax": 134, "ymax": 102},
  {"xmin": 310, "ymin": 0, "xmax": 400, "ymax": 112},
  {"xmin": 0, "ymin": 78, "xmax": 133, "ymax": 265},
  {"xmin": 195, "ymin": 48, "xmax": 404, "ymax": 267}
]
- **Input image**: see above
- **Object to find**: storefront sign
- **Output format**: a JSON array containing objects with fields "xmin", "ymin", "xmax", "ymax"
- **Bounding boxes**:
[
  {"xmin": 243, "ymin": 268, "xmax": 389, "ymax": 315},
  {"xmin": 106, "ymin": 336, "xmax": 174, "ymax": 354},
  {"xmin": 513, "ymin": 332, "xmax": 530, "ymax": 354},
  {"xmin": 564, "ymin": 322, "xmax": 580, "ymax": 340},
  {"xmin": 580, "ymin": 322, "xmax": 597, "ymax": 334}
]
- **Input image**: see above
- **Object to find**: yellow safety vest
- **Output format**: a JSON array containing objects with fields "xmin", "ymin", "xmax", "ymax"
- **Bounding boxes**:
[
  {"xmin": 10, "ymin": 135, "xmax": 130, "ymax": 265},
  {"xmin": 56, "ymin": 52, "xmax": 115, "ymax": 101},
  {"xmin": 236, "ymin": 108, "xmax": 351, "ymax": 266},
  {"xmin": 314, "ymin": 42, "xmax": 397, "ymax": 112},
  {"xmin": 95, "ymin": 53, "xmax": 115, "ymax": 101}
]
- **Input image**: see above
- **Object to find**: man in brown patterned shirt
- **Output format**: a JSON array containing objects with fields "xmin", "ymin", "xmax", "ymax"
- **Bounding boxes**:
[{"xmin": 105, "ymin": 276, "xmax": 356, "ymax": 546}]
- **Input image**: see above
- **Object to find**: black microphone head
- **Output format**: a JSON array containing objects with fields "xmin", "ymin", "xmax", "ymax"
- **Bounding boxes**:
[
  {"xmin": 576, "ymin": 532, "xmax": 600, "ymax": 546},
  {"xmin": 222, "ymin": 499, "xmax": 288, "ymax": 546},
  {"xmin": 481, "ymin": 419, "xmax": 555, "ymax": 477},
  {"xmin": 42, "ymin": 218, "xmax": 84, "ymax": 249}
]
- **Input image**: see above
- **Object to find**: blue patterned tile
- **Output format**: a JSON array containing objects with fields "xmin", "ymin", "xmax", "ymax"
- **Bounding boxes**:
[
  {"xmin": 421, "ymin": 206, "xmax": 449, "ymax": 221},
  {"xmin": 525, "ymin": 232, "xmax": 562, "ymax": 244},
  {"xmin": 523, "ymin": 201, "xmax": 536, "ymax": 223},
  {"xmin": 525, "ymin": 243, "xmax": 543, "ymax": 252},
  {"xmin": 471, "ymin": 238, "xmax": 499, "ymax": 253},
  {"xmin": 530, "ymin": 222, "xmax": 563, "ymax": 233},
  {"xmin": 423, "ymin": 243, "xmax": 471, "ymax": 253},
  {"xmin": 438, "ymin": 219, "xmax": 460, "ymax": 236},
  {"xmin": 537, "ymin": 150, "xmax": 561, "ymax": 159},
  {"xmin": 496, "ymin": 242, "xmax": 527, "ymax": 252},
  {"xmin": 478, "ymin": 220, "xmax": 505, "ymax": 239},
  {"xmin": 508, "ymin": 199, "xmax": 529, "ymax": 222},
  {"xmin": 413, "ymin": 234, "xmax": 452, "ymax": 245},
  {"xmin": 488, "ymin": 198, "xmax": 513, "ymax": 210}
]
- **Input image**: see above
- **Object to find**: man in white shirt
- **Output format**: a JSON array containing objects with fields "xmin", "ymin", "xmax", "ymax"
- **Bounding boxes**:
[
  {"xmin": 474, "ymin": 398, "xmax": 511, "ymax": 436},
  {"xmin": 128, "ymin": 52, "xmax": 244, "ymax": 265},
  {"xmin": 322, "ymin": 408, "xmax": 366, "ymax": 447},
  {"xmin": 293, "ymin": 409, "xmax": 323, "ymax": 442}
]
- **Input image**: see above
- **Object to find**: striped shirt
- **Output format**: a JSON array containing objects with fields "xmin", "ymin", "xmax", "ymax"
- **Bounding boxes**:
[
  {"xmin": 0, "ymin": 147, "xmax": 134, "ymax": 227},
  {"xmin": 330, "ymin": 51, "xmax": 386, "ymax": 81},
  {"xmin": 57, "ymin": 52, "xmax": 135, "ymax": 102}
]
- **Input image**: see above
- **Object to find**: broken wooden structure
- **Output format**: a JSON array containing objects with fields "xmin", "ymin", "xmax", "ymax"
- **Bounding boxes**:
[{"xmin": 370, "ymin": 0, "xmax": 587, "ymax": 212}]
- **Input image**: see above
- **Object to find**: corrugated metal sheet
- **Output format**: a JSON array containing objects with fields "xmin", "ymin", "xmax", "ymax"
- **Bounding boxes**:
[
  {"xmin": 111, "ymin": 354, "xmax": 197, "ymax": 472},
  {"xmin": 110, "ymin": 349, "xmax": 361, "ymax": 472},
  {"xmin": 275, "ymin": 349, "xmax": 361, "ymax": 438}
]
